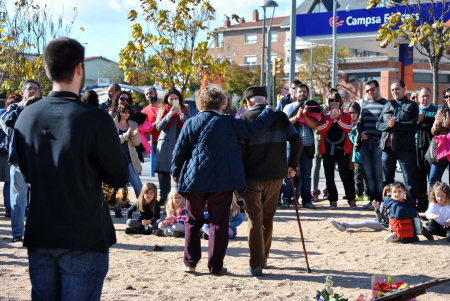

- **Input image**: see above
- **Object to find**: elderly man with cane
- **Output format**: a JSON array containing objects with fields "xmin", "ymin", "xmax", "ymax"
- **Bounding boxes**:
[{"xmin": 238, "ymin": 86, "xmax": 302, "ymax": 276}]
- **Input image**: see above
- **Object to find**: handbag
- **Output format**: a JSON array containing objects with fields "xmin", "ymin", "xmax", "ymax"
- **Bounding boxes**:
[
  {"xmin": 425, "ymin": 136, "xmax": 449, "ymax": 166},
  {"xmin": 354, "ymin": 99, "xmax": 367, "ymax": 152}
]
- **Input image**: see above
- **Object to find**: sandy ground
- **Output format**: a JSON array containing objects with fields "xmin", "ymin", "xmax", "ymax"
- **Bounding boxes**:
[{"xmin": 1, "ymin": 194, "xmax": 450, "ymax": 301}]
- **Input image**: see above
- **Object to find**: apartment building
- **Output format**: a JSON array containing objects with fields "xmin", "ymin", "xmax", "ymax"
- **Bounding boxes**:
[{"xmin": 208, "ymin": 10, "xmax": 289, "ymax": 66}]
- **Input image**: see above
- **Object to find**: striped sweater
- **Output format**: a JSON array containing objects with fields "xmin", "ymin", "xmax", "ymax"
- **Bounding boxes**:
[
  {"xmin": 357, "ymin": 98, "xmax": 388, "ymax": 141},
  {"xmin": 168, "ymin": 205, "xmax": 187, "ymax": 225}
]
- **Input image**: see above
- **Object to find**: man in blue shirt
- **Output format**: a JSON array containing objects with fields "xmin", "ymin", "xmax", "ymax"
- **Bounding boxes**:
[
  {"xmin": 281, "ymin": 84, "xmax": 319, "ymax": 209},
  {"xmin": 276, "ymin": 79, "xmax": 301, "ymax": 112}
]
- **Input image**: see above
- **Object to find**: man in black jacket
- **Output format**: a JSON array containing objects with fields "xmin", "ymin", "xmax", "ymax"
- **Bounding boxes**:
[
  {"xmin": 14, "ymin": 38, "xmax": 129, "ymax": 300},
  {"xmin": 376, "ymin": 79, "xmax": 419, "ymax": 204},
  {"xmin": 239, "ymin": 86, "xmax": 302, "ymax": 276}
]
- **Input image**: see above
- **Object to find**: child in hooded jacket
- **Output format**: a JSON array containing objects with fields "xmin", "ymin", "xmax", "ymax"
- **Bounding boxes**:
[{"xmin": 384, "ymin": 182, "xmax": 419, "ymax": 243}]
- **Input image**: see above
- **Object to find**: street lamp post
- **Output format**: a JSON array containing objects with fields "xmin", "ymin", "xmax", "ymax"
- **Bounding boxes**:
[
  {"xmin": 332, "ymin": 0, "xmax": 337, "ymax": 88},
  {"xmin": 260, "ymin": 0, "xmax": 278, "ymax": 102},
  {"xmin": 260, "ymin": 0, "xmax": 279, "ymax": 98},
  {"xmin": 290, "ymin": 0, "xmax": 296, "ymax": 87},
  {"xmin": 310, "ymin": 43, "xmax": 313, "ymax": 99},
  {"xmin": 260, "ymin": 7, "xmax": 267, "ymax": 86}
]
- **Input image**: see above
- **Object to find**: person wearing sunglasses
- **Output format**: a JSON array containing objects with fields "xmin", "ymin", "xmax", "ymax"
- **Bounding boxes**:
[
  {"xmin": 429, "ymin": 87, "xmax": 450, "ymax": 192},
  {"xmin": 113, "ymin": 103, "xmax": 143, "ymax": 218},
  {"xmin": 0, "ymin": 79, "xmax": 41, "ymax": 243},
  {"xmin": 357, "ymin": 80, "xmax": 388, "ymax": 210},
  {"xmin": 415, "ymin": 87, "xmax": 437, "ymax": 212},
  {"xmin": 0, "ymin": 93, "xmax": 22, "ymax": 218},
  {"xmin": 410, "ymin": 90, "xmax": 419, "ymax": 104},
  {"xmin": 376, "ymin": 79, "xmax": 419, "ymax": 206},
  {"xmin": 317, "ymin": 90, "xmax": 357, "ymax": 210}
]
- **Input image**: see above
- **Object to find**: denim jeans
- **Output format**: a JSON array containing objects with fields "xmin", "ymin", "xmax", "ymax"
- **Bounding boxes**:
[
  {"xmin": 10, "ymin": 165, "xmax": 28, "ymax": 237},
  {"xmin": 28, "ymin": 247, "xmax": 109, "ymax": 301},
  {"xmin": 114, "ymin": 163, "xmax": 143, "ymax": 211},
  {"xmin": 429, "ymin": 163, "xmax": 449, "ymax": 191},
  {"xmin": 3, "ymin": 181, "xmax": 10, "ymax": 214},
  {"xmin": 359, "ymin": 140, "xmax": 383, "ymax": 202},
  {"xmin": 282, "ymin": 145, "xmax": 313, "ymax": 205},
  {"xmin": 382, "ymin": 148, "xmax": 417, "ymax": 203}
]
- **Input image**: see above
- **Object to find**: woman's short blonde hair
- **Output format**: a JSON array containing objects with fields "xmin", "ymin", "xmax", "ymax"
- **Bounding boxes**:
[{"xmin": 195, "ymin": 86, "xmax": 227, "ymax": 111}]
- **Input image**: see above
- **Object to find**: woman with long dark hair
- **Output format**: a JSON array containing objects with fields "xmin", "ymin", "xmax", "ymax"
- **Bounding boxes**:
[
  {"xmin": 316, "ymin": 90, "xmax": 357, "ymax": 210},
  {"xmin": 112, "ymin": 103, "xmax": 143, "ymax": 217},
  {"xmin": 155, "ymin": 88, "xmax": 191, "ymax": 204}
]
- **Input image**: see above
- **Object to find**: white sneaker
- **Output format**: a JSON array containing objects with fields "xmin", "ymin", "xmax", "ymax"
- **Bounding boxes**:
[
  {"xmin": 384, "ymin": 232, "xmax": 400, "ymax": 242},
  {"xmin": 330, "ymin": 220, "xmax": 346, "ymax": 232}
]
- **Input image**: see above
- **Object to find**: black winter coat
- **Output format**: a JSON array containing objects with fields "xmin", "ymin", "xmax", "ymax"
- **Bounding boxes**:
[{"xmin": 376, "ymin": 96, "xmax": 419, "ymax": 151}]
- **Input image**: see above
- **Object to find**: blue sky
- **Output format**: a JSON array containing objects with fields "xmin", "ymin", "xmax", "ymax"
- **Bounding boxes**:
[{"xmin": 27, "ymin": 0, "xmax": 299, "ymax": 62}]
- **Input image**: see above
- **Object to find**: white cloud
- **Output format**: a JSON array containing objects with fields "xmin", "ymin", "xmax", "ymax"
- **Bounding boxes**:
[{"xmin": 107, "ymin": 0, "xmax": 122, "ymax": 12}]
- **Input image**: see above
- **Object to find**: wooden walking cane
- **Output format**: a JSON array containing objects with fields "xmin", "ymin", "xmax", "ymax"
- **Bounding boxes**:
[{"xmin": 289, "ymin": 175, "xmax": 311, "ymax": 273}]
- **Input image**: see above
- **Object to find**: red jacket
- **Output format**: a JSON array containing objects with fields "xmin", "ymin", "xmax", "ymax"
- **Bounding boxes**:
[
  {"xmin": 141, "ymin": 105, "xmax": 161, "ymax": 143},
  {"xmin": 389, "ymin": 217, "xmax": 414, "ymax": 239},
  {"xmin": 316, "ymin": 112, "xmax": 353, "ymax": 155}
]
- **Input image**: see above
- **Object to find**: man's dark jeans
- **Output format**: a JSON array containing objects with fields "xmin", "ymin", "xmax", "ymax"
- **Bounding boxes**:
[
  {"xmin": 382, "ymin": 148, "xmax": 417, "ymax": 203},
  {"xmin": 282, "ymin": 145, "xmax": 313, "ymax": 205},
  {"xmin": 359, "ymin": 140, "xmax": 383, "ymax": 202},
  {"xmin": 28, "ymin": 248, "xmax": 109, "ymax": 301}
]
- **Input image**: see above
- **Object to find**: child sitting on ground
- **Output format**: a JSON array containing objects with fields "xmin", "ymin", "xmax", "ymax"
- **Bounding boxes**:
[
  {"xmin": 423, "ymin": 182, "xmax": 450, "ymax": 242},
  {"xmin": 154, "ymin": 188, "xmax": 186, "ymax": 237},
  {"xmin": 201, "ymin": 195, "xmax": 243, "ymax": 240},
  {"xmin": 384, "ymin": 182, "xmax": 419, "ymax": 244},
  {"xmin": 125, "ymin": 183, "xmax": 160, "ymax": 235},
  {"xmin": 331, "ymin": 184, "xmax": 391, "ymax": 232}
]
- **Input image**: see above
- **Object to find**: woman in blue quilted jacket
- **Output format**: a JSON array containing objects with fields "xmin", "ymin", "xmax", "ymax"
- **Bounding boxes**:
[{"xmin": 171, "ymin": 86, "xmax": 277, "ymax": 276}]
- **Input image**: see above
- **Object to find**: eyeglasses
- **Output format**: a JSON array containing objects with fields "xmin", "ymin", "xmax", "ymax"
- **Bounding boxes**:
[
  {"xmin": 329, "ymin": 99, "xmax": 340, "ymax": 103},
  {"xmin": 26, "ymin": 87, "xmax": 39, "ymax": 92},
  {"xmin": 119, "ymin": 97, "xmax": 129, "ymax": 101},
  {"xmin": 365, "ymin": 87, "xmax": 377, "ymax": 93},
  {"xmin": 411, "ymin": 96, "xmax": 416, "ymax": 100},
  {"xmin": 444, "ymin": 95, "xmax": 450, "ymax": 99},
  {"xmin": 121, "ymin": 110, "xmax": 131, "ymax": 114},
  {"xmin": 348, "ymin": 112, "xmax": 358, "ymax": 115}
]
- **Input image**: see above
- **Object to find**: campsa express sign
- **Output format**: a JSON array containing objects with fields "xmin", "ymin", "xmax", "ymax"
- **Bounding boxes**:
[{"xmin": 296, "ymin": 3, "xmax": 449, "ymax": 36}]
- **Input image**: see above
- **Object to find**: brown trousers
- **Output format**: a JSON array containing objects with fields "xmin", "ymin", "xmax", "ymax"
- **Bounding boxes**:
[{"xmin": 244, "ymin": 178, "xmax": 283, "ymax": 268}]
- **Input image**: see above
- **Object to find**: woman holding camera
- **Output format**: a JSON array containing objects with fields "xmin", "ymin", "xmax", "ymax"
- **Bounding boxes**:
[
  {"xmin": 317, "ymin": 90, "xmax": 356, "ymax": 210},
  {"xmin": 155, "ymin": 88, "xmax": 191, "ymax": 205}
]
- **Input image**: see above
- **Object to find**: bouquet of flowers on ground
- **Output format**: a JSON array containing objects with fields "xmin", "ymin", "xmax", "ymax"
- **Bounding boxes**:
[
  {"xmin": 371, "ymin": 275, "xmax": 416, "ymax": 301},
  {"xmin": 312, "ymin": 275, "xmax": 348, "ymax": 301}
]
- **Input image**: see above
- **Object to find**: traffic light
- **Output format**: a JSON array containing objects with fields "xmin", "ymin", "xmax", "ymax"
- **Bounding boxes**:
[{"xmin": 273, "ymin": 58, "xmax": 283, "ymax": 76}]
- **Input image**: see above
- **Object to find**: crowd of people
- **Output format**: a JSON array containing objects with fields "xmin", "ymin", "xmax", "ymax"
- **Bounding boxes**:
[{"xmin": 1, "ymin": 37, "xmax": 450, "ymax": 299}]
